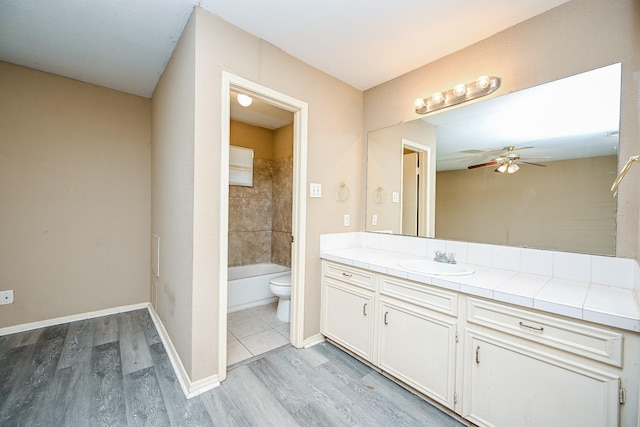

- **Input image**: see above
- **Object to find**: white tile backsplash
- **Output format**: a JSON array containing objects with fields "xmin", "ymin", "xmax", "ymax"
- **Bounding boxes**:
[
  {"xmin": 409, "ymin": 237, "xmax": 429, "ymax": 257},
  {"xmin": 492, "ymin": 245, "xmax": 521, "ymax": 271},
  {"xmin": 467, "ymin": 242, "xmax": 492, "ymax": 266},
  {"xmin": 520, "ymin": 248, "xmax": 553, "ymax": 277},
  {"xmin": 552, "ymin": 251, "xmax": 591, "ymax": 282},
  {"xmin": 591, "ymin": 256, "xmax": 634, "ymax": 288}
]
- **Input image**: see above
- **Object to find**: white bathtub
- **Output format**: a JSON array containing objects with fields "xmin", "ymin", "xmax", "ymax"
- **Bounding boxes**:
[{"xmin": 227, "ymin": 263, "xmax": 290, "ymax": 312}]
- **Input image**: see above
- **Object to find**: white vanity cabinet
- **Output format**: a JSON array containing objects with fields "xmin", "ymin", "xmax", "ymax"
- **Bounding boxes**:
[
  {"xmin": 377, "ymin": 275, "xmax": 459, "ymax": 410},
  {"xmin": 320, "ymin": 262, "xmax": 376, "ymax": 361},
  {"xmin": 378, "ymin": 298, "xmax": 457, "ymax": 409},
  {"xmin": 462, "ymin": 298, "xmax": 623, "ymax": 427},
  {"xmin": 320, "ymin": 258, "xmax": 637, "ymax": 426},
  {"xmin": 321, "ymin": 260, "xmax": 461, "ymax": 410}
]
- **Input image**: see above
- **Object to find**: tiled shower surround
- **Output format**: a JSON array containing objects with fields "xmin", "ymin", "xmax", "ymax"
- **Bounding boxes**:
[{"xmin": 228, "ymin": 157, "xmax": 292, "ymax": 267}]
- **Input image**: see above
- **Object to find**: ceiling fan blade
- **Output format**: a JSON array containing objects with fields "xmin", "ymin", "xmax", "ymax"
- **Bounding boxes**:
[
  {"xmin": 468, "ymin": 160, "xmax": 498, "ymax": 169},
  {"xmin": 520, "ymin": 161, "xmax": 547, "ymax": 167}
]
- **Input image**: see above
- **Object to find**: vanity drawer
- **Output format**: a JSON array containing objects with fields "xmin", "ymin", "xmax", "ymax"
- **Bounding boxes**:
[
  {"xmin": 323, "ymin": 261, "xmax": 375, "ymax": 291},
  {"xmin": 467, "ymin": 298, "xmax": 623, "ymax": 367},
  {"xmin": 380, "ymin": 275, "xmax": 457, "ymax": 317}
]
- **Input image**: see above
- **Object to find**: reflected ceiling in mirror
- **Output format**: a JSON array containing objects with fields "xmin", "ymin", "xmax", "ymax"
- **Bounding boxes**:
[{"xmin": 366, "ymin": 63, "xmax": 621, "ymax": 256}]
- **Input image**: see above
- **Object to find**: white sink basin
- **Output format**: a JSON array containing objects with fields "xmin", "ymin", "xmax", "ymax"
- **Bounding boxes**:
[{"xmin": 398, "ymin": 259, "xmax": 475, "ymax": 276}]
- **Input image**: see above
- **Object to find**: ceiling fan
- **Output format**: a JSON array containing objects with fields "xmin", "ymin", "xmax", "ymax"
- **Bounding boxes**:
[{"xmin": 467, "ymin": 146, "xmax": 548, "ymax": 173}]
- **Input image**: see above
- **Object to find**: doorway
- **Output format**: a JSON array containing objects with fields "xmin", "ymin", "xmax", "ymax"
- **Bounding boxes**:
[
  {"xmin": 401, "ymin": 139, "xmax": 430, "ymax": 237},
  {"xmin": 219, "ymin": 72, "xmax": 308, "ymax": 380}
]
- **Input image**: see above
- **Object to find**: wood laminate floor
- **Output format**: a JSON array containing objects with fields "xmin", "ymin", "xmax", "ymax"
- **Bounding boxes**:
[{"xmin": 0, "ymin": 309, "xmax": 465, "ymax": 426}]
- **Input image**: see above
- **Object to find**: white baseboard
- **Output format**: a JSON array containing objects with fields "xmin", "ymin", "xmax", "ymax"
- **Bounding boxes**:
[
  {"xmin": 302, "ymin": 333, "xmax": 325, "ymax": 348},
  {"xmin": 147, "ymin": 305, "xmax": 220, "ymax": 398},
  {"xmin": 0, "ymin": 302, "xmax": 149, "ymax": 336}
]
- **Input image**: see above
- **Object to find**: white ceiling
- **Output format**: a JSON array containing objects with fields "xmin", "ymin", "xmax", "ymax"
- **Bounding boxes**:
[{"xmin": 0, "ymin": 0, "xmax": 568, "ymax": 98}]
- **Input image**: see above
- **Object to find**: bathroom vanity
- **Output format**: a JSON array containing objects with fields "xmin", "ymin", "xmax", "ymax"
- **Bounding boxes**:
[{"xmin": 319, "ymin": 234, "xmax": 640, "ymax": 427}]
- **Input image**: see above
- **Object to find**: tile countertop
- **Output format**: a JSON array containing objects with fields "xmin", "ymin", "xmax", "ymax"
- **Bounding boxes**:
[{"xmin": 320, "ymin": 247, "xmax": 640, "ymax": 333}]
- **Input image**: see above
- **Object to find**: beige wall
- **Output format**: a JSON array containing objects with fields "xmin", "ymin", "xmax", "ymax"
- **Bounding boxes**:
[
  {"xmin": 0, "ymin": 62, "xmax": 151, "ymax": 328},
  {"xmin": 274, "ymin": 124, "xmax": 294, "ymax": 159},
  {"xmin": 363, "ymin": 0, "xmax": 640, "ymax": 259},
  {"xmin": 436, "ymin": 156, "xmax": 617, "ymax": 255},
  {"xmin": 230, "ymin": 120, "xmax": 274, "ymax": 159},
  {"xmin": 151, "ymin": 12, "xmax": 197, "ymax": 376},
  {"xmin": 152, "ymin": 8, "xmax": 363, "ymax": 382}
]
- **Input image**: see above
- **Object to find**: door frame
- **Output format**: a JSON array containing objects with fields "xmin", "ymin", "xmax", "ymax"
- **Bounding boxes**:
[
  {"xmin": 219, "ymin": 72, "xmax": 308, "ymax": 379},
  {"xmin": 401, "ymin": 139, "xmax": 432, "ymax": 237}
]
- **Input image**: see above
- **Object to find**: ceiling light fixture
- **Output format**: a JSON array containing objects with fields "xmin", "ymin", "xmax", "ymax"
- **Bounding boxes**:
[
  {"xmin": 414, "ymin": 75, "xmax": 501, "ymax": 115},
  {"xmin": 237, "ymin": 93, "xmax": 253, "ymax": 107},
  {"xmin": 495, "ymin": 160, "xmax": 520, "ymax": 174}
]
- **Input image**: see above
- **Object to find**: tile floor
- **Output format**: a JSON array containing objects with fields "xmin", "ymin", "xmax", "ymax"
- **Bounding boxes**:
[{"xmin": 227, "ymin": 301, "xmax": 290, "ymax": 365}]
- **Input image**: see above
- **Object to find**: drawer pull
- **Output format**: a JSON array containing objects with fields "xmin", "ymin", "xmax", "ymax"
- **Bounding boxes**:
[
  {"xmin": 384, "ymin": 311, "xmax": 389, "ymax": 325},
  {"xmin": 519, "ymin": 321, "xmax": 544, "ymax": 332},
  {"xmin": 363, "ymin": 303, "xmax": 368, "ymax": 316},
  {"xmin": 342, "ymin": 272, "xmax": 353, "ymax": 278},
  {"xmin": 475, "ymin": 346, "xmax": 480, "ymax": 364}
]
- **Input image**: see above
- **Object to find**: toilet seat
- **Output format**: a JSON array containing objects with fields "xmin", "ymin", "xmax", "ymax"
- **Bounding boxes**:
[{"xmin": 269, "ymin": 273, "xmax": 291, "ymax": 287}]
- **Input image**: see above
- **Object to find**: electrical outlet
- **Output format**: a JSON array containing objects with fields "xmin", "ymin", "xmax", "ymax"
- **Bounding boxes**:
[
  {"xmin": 0, "ymin": 290, "xmax": 14, "ymax": 305},
  {"xmin": 392, "ymin": 192, "xmax": 399, "ymax": 203},
  {"xmin": 344, "ymin": 214, "xmax": 350, "ymax": 227},
  {"xmin": 310, "ymin": 183, "xmax": 322, "ymax": 198},
  {"xmin": 372, "ymin": 214, "xmax": 378, "ymax": 226}
]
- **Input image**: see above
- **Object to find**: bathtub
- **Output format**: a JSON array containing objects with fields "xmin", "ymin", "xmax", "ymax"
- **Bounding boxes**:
[{"xmin": 227, "ymin": 263, "xmax": 290, "ymax": 312}]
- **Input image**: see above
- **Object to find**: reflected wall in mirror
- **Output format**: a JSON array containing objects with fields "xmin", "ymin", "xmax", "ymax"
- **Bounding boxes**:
[{"xmin": 366, "ymin": 63, "xmax": 621, "ymax": 256}]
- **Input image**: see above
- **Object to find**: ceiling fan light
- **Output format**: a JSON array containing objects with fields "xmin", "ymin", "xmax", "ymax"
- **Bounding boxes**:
[
  {"xmin": 495, "ymin": 163, "xmax": 508, "ymax": 173},
  {"xmin": 507, "ymin": 162, "xmax": 520, "ymax": 173}
]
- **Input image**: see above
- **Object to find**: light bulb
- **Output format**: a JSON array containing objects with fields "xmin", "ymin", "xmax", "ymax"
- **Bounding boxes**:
[
  {"xmin": 453, "ymin": 84, "xmax": 467, "ymax": 97},
  {"xmin": 237, "ymin": 93, "xmax": 253, "ymax": 107},
  {"xmin": 476, "ymin": 75, "xmax": 490, "ymax": 89},
  {"xmin": 414, "ymin": 98, "xmax": 426, "ymax": 109},
  {"xmin": 431, "ymin": 92, "xmax": 444, "ymax": 104}
]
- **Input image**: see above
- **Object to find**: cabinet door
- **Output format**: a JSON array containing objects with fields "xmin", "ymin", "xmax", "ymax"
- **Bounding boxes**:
[
  {"xmin": 463, "ymin": 331, "xmax": 620, "ymax": 427},
  {"xmin": 321, "ymin": 279, "xmax": 374, "ymax": 361},
  {"xmin": 378, "ymin": 298, "xmax": 457, "ymax": 409}
]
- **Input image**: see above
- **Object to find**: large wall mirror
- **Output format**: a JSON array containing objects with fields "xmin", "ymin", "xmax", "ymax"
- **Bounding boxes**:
[{"xmin": 366, "ymin": 63, "xmax": 621, "ymax": 256}]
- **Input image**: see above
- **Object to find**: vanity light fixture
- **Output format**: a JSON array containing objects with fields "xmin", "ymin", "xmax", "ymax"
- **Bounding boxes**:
[
  {"xmin": 414, "ymin": 75, "xmax": 501, "ymax": 115},
  {"xmin": 237, "ymin": 93, "xmax": 253, "ymax": 107}
]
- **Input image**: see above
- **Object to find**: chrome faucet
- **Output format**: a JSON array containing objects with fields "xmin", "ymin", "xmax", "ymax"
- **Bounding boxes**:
[{"xmin": 434, "ymin": 250, "xmax": 457, "ymax": 264}]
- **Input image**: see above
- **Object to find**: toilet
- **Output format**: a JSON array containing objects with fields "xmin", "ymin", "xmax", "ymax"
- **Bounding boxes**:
[{"xmin": 269, "ymin": 273, "xmax": 291, "ymax": 322}]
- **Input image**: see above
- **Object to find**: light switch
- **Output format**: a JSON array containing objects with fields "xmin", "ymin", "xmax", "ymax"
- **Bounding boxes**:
[
  {"xmin": 344, "ymin": 214, "xmax": 350, "ymax": 227},
  {"xmin": 310, "ymin": 183, "xmax": 322, "ymax": 198},
  {"xmin": 372, "ymin": 214, "xmax": 378, "ymax": 226},
  {"xmin": 392, "ymin": 192, "xmax": 399, "ymax": 203}
]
